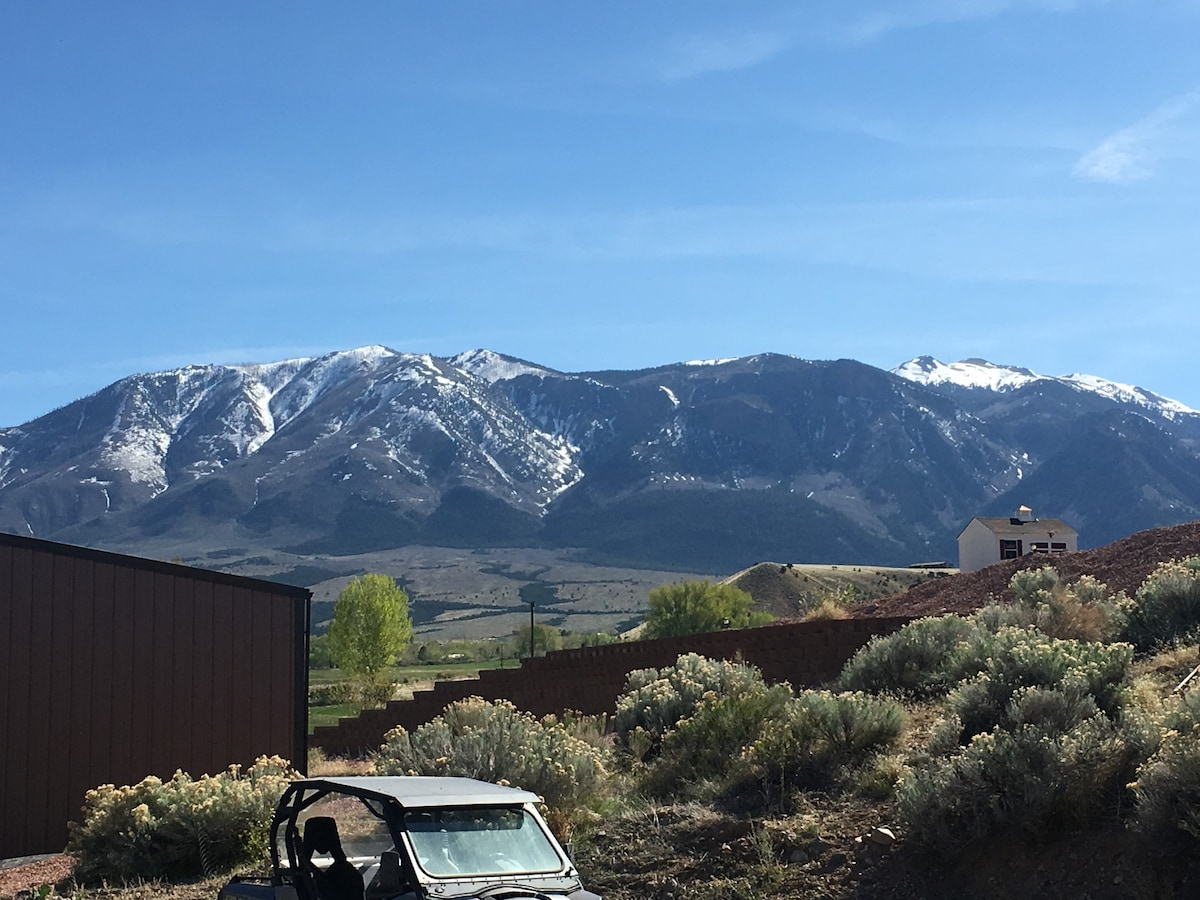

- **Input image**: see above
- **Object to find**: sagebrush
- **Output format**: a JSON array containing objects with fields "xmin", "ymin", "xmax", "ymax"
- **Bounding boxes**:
[
  {"xmin": 375, "ymin": 696, "xmax": 609, "ymax": 816},
  {"xmin": 1131, "ymin": 690, "xmax": 1200, "ymax": 845},
  {"xmin": 746, "ymin": 690, "xmax": 905, "ymax": 802},
  {"xmin": 613, "ymin": 653, "xmax": 767, "ymax": 760},
  {"xmin": 67, "ymin": 756, "xmax": 298, "ymax": 884},
  {"xmin": 1126, "ymin": 556, "xmax": 1200, "ymax": 650}
]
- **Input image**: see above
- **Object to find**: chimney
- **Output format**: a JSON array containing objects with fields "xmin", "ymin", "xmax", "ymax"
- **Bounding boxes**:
[{"xmin": 1015, "ymin": 505, "xmax": 1034, "ymax": 523}]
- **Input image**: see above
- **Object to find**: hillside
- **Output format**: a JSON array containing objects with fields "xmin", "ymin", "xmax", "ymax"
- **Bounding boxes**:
[
  {"xmin": 725, "ymin": 562, "xmax": 953, "ymax": 619},
  {"xmin": 852, "ymin": 519, "xmax": 1200, "ymax": 619}
]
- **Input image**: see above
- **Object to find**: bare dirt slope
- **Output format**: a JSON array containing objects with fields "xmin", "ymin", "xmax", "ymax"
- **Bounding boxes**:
[
  {"xmin": 848, "ymin": 520, "xmax": 1200, "ymax": 620},
  {"xmin": 726, "ymin": 562, "xmax": 951, "ymax": 619}
]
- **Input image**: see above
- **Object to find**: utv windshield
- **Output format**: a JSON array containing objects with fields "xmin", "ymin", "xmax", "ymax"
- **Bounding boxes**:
[{"xmin": 403, "ymin": 807, "xmax": 563, "ymax": 878}]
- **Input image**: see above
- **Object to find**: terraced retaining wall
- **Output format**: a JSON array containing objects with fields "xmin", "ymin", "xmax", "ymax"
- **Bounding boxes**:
[{"xmin": 311, "ymin": 615, "xmax": 911, "ymax": 758}]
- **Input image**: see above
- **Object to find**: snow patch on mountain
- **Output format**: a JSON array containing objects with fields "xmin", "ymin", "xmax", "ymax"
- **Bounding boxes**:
[
  {"xmin": 101, "ymin": 418, "xmax": 172, "ymax": 493},
  {"xmin": 270, "ymin": 346, "xmax": 400, "ymax": 425},
  {"xmin": 1061, "ymin": 373, "xmax": 1196, "ymax": 420},
  {"xmin": 893, "ymin": 357, "xmax": 1040, "ymax": 392},
  {"xmin": 450, "ymin": 349, "xmax": 556, "ymax": 383},
  {"xmin": 0, "ymin": 441, "xmax": 13, "ymax": 488},
  {"xmin": 894, "ymin": 356, "xmax": 1198, "ymax": 420},
  {"xmin": 220, "ymin": 358, "xmax": 312, "ymax": 453}
]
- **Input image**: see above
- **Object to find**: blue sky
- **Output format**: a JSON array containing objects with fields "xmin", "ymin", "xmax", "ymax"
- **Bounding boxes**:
[{"xmin": 3, "ymin": 1, "xmax": 1200, "ymax": 427}]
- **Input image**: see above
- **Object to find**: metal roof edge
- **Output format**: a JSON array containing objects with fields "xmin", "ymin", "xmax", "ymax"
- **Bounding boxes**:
[{"xmin": 0, "ymin": 530, "xmax": 312, "ymax": 598}]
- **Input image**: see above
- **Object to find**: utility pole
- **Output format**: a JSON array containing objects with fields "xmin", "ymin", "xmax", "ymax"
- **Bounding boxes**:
[{"xmin": 528, "ymin": 600, "xmax": 535, "ymax": 659}]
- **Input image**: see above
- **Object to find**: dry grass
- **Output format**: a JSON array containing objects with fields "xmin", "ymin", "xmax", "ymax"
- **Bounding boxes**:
[
  {"xmin": 800, "ymin": 598, "xmax": 851, "ymax": 621},
  {"xmin": 306, "ymin": 748, "xmax": 375, "ymax": 777},
  {"xmin": 1130, "ymin": 642, "xmax": 1200, "ymax": 714}
]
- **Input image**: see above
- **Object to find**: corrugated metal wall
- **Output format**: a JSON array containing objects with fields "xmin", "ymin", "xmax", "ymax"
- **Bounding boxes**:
[{"xmin": 0, "ymin": 533, "xmax": 310, "ymax": 859}]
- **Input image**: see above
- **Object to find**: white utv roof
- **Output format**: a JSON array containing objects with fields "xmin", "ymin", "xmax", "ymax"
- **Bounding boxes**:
[{"xmin": 292, "ymin": 776, "xmax": 542, "ymax": 808}]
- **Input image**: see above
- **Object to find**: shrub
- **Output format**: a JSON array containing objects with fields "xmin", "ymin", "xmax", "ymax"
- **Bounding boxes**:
[
  {"xmin": 835, "ymin": 615, "xmax": 979, "ymax": 698},
  {"xmin": 801, "ymin": 597, "xmax": 851, "ymax": 621},
  {"xmin": 944, "ymin": 627, "xmax": 1132, "ymax": 743},
  {"xmin": 966, "ymin": 602, "xmax": 1033, "ymax": 635},
  {"xmin": 900, "ymin": 625, "xmax": 1149, "ymax": 853},
  {"xmin": 1126, "ymin": 557, "xmax": 1200, "ymax": 650},
  {"xmin": 642, "ymin": 682, "xmax": 793, "ymax": 797},
  {"xmin": 855, "ymin": 753, "xmax": 908, "ymax": 799},
  {"xmin": 356, "ymin": 679, "xmax": 399, "ymax": 708},
  {"xmin": 309, "ymin": 682, "xmax": 355, "ymax": 706},
  {"xmin": 1131, "ymin": 690, "xmax": 1200, "ymax": 845},
  {"xmin": 899, "ymin": 713, "xmax": 1150, "ymax": 851},
  {"xmin": 1008, "ymin": 569, "xmax": 1129, "ymax": 643},
  {"xmin": 310, "ymin": 679, "xmax": 396, "ymax": 708},
  {"xmin": 1009, "ymin": 566, "xmax": 1061, "ymax": 604},
  {"xmin": 375, "ymin": 697, "xmax": 609, "ymax": 816},
  {"xmin": 838, "ymin": 587, "xmax": 1135, "ymax": 706},
  {"xmin": 68, "ymin": 756, "xmax": 298, "ymax": 885},
  {"xmin": 613, "ymin": 653, "xmax": 767, "ymax": 759},
  {"xmin": 746, "ymin": 690, "xmax": 904, "ymax": 798},
  {"xmin": 1034, "ymin": 584, "xmax": 1127, "ymax": 643}
]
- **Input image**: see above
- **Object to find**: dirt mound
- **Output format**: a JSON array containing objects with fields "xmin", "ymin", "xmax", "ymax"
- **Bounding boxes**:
[
  {"xmin": 850, "ymin": 520, "xmax": 1200, "ymax": 619},
  {"xmin": 726, "ymin": 563, "xmax": 813, "ymax": 617},
  {"xmin": 729, "ymin": 562, "xmax": 940, "ymax": 619}
]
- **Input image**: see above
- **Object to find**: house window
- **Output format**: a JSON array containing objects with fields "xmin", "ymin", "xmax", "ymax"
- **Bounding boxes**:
[
  {"xmin": 1028, "ymin": 540, "xmax": 1066, "ymax": 555},
  {"xmin": 1000, "ymin": 539, "xmax": 1023, "ymax": 559}
]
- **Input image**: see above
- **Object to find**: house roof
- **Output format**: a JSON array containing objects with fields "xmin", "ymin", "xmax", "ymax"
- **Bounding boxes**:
[{"xmin": 959, "ymin": 516, "xmax": 1077, "ymax": 539}]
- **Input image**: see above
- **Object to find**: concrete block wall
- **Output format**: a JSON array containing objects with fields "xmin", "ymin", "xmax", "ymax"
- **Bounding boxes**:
[{"xmin": 310, "ymin": 616, "xmax": 911, "ymax": 759}]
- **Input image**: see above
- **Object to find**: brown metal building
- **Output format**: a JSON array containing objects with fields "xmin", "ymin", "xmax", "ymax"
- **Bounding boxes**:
[{"xmin": 0, "ymin": 532, "xmax": 310, "ymax": 858}]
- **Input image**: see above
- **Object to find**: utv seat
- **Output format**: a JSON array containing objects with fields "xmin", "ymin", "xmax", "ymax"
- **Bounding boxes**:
[
  {"xmin": 365, "ymin": 850, "xmax": 409, "ymax": 899},
  {"xmin": 301, "ymin": 817, "xmax": 364, "ymax": 900}
]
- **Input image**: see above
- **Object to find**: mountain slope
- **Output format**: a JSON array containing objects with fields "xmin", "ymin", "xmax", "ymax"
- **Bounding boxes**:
[{"xmin": 2, "ymin": 348, "xmax": 1198, "ymax": 572}]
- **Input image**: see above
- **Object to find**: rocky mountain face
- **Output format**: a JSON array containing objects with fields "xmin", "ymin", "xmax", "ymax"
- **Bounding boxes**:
[{"xmin": 1, "ymin": 348, "xmax": 1198, "ymax": 573}]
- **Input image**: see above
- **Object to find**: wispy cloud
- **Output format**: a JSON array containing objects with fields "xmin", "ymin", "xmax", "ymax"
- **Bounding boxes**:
[
  {"xmin": 658, "ymin": 30, "xmax": 790, "ymax": 81},
  {"xmin": 0, "ymin": 346, "xmax": 328, "ymax": 392},
  {"xmin": 1074, "ymin": 87, "xmax": 1200, "ymax": 183},
  {"xmin": 843, "ymin": 0, "xmax": 1105, "ymax": 44}
]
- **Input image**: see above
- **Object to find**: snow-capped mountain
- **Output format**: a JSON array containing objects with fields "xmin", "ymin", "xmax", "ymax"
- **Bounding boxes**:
[
  {"xmin": 2, "ymin": 348, "xmax": 1199, "ymax": 571},
  {"xmin": 893, "ymin": 356, "xmax": 1198, "ymax": 422}
]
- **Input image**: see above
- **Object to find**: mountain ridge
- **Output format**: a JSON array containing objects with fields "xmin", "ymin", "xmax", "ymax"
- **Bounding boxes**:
[{"xmin": 2, "ymin": 347, "xmax": 1198, "ymax": 574}]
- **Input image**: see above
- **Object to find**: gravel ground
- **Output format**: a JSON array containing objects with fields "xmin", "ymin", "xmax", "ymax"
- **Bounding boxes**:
[{"xmin": 0, "ymin": 855, "xmax": 73, "ymax": 898}]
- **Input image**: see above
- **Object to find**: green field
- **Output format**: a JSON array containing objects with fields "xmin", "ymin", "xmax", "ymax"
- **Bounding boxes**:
[{"xmin": 308, "ymin": 659, "xmax": 507, "ymax": 731}]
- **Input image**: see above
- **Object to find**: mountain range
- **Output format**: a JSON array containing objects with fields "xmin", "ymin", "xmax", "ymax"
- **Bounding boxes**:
[{"xmin": 2, "ymin": 348, "xmax": 1199, "ymax": 574}]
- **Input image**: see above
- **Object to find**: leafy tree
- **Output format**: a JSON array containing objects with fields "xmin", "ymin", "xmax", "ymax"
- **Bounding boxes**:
[
  {"xmin": 510, "ymin": 623, "xmax": 563, "ymax": 658},
  {"xmin": 308, "ymin": 632, "xmax": 333, "ymax": 669},
  {"xmin": 643, "ymin": 580, "xmax": 772, "ymax": 639},
  {"xmin": 562, "ymin": 631, "xmax": 620, "ymax": 650},
  {"xmin": 328, "ymin": 574, "xmax": 413, "ymax": 682}
]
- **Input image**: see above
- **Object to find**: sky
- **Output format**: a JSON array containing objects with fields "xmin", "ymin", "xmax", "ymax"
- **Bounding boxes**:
[{"xmin": 3, "ymin": 1, "xmax": 1200, "ymax": 427}]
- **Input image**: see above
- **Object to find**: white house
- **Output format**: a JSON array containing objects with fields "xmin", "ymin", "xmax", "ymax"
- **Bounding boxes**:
[{"xmin": 957, "ymin": 506, "xmax": 1078, "ymax": 572}]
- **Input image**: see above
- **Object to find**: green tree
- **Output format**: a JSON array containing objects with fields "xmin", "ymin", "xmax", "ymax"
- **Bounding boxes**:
[
  {"xmin": 562, "ymin": 631, "xmax": 620, "ymax": 650},
  {"xmin": 308, "ymin": 632, "xmax": 333, "ymax": 669},
  {"xmin": 643, "ymin": 580, "xmax": 772, "ymax": 639},
  {"xmin": 329, "ymin": 574, "xmax": 413, "ymax": 682},
  {"xmin": 510, "ymin": 623, "xmax": 563, "ymax": 658}
]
